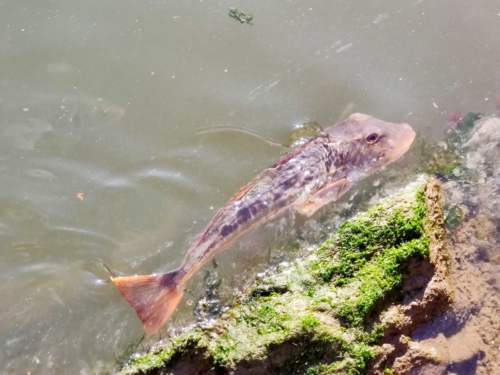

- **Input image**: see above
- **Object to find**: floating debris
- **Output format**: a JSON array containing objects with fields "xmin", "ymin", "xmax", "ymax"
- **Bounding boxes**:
[
  {"xmin": 196, "ymin": 125, "xmax": 286, "ymax": 148},
  {"xmin": 228, "ymin": 8, "xmax": 254, "ymax": 25}
]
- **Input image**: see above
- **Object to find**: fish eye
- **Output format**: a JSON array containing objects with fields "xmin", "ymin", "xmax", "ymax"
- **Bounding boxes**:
[{"xmin": 366, "ymin": 133, "xmax": 380, "ymax": 144}]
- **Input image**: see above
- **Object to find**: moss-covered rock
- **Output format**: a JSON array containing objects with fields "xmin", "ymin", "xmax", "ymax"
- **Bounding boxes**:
[
  {"xmin": 420, "ymin": 112, "xmax": 482, "ymax": 179},
  {"xmin": 117, "ymin": 177, "xmax": 450, "ymax": 375}
]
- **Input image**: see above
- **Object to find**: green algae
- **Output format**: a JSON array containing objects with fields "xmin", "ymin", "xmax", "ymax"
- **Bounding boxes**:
[
  {"xmin": 309, "ymin": 189, "xmax": 426, "ymax": 285},
  {"xmin": 286, "ymin": 121, "xmax": 324, "ymax": 147},
  {"xmin": 421, "ymin": 112, "xmax": 482, "ymax": 178},
  {"xmin": 125, "ymin": 332, "xmax": 204, "ymax": 373},
  {"xmin": 228, "ymin": 8, "xmax": 254, "ymax": 25},
  {"xmin": 444, "ymin": 204, "xmax": 464, "ymax": 231},
  {"xmin": 447, "ymin": 112, "xmax": 482, "ymax": 147},
  {"xmin": 301, "ymin": 314, "xmax": 321, "ymax": 332},
  {"xmin": 335, "ymin": 238, "xmax": 429, "ymax": 327},
  {"xmin": 119, "ymin": 178, "xmax": 445, "ymax": 375}
]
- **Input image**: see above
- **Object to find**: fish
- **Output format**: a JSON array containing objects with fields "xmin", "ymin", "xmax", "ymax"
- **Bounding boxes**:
[{"xmin": 111, "ymin": 113, "xmax": 416, "ymax": 335}]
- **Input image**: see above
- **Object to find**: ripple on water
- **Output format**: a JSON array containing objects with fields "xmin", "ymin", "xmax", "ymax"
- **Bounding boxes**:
[{"xmin": 24, "ymin": 168, "xmax": 57, "ymax": 180}]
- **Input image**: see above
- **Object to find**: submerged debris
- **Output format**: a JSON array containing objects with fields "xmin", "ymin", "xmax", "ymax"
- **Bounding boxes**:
[
  {"xmin": 196, "ymin": 120, "xmax": 325, "ymax": 149},
  {"xmin": 194, "ymin": 263, "xmax": 223, "ymax": 324},
  {"xmin": 196, "ymin": 126, "xmax": 286, "ymax": 148},
  {"xmin": 286, "ymin": 121, "xmax": 324, "ymax": 148},
  {"xmin": 421, "ymin": 112, "xmax": 482, "ymax": 179}
]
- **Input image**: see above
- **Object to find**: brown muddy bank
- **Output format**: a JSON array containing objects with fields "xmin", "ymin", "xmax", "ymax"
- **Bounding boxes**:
[{"xmin": 407, "ymin": 116, "xmax": 500, "ymax": 375}]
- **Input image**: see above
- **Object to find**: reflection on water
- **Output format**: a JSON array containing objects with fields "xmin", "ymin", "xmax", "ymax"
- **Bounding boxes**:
[{"xmin": 0, "ymin": 0, "xmax": 499, "ymax": 373}]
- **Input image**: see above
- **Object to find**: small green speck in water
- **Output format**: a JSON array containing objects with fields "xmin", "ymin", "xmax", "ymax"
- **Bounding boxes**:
[{"xmin": 228, "ymin": 8, "xmax": 254, "ymax": 25}]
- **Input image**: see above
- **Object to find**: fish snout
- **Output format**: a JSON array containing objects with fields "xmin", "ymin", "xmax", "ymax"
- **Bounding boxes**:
[
  {"xmin": 386, "ymin": 122, "xmax": 416, "ymax": 162},
  {"xmin": 398, "ymin": 122, "xmax": 416, "ymax": 150}
]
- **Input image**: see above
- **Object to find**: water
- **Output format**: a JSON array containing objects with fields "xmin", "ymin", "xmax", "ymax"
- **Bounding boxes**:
[{"xmin": 0, "ymin": 1, "xmax": 499, "ymax": 373}]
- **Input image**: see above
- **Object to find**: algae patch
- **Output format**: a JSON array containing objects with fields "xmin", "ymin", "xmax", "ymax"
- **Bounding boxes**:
[
  {"xmin": 118, "ymin": 178, "xmax": 449, "ymax": 375},
  {"xmin": 228, "ymin": 8, "xmax": 254, "ymax": 25},
  {"xmin": 421, "ymin": 112, "xmax": 482, "ymax": 179}
]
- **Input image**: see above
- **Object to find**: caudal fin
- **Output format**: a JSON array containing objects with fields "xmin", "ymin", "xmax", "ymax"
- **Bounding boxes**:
[{"xmin": 111, "ymin": 270, "xmax": 184, "ymax": 335}]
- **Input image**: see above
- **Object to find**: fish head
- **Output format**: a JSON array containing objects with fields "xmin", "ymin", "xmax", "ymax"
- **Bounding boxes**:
[{"xmin": 325, "ymin": 113, "xmax": 416, "ymax": 181}]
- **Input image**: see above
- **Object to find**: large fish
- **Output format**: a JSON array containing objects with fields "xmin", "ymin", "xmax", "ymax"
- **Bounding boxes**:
[{"xmin": 111, "ymin": 113, "xmax": 416, "ymax": 334}]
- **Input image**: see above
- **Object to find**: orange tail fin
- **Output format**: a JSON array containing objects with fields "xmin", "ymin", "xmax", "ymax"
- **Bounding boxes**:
[{"xmin": 111, "ymin": 270, "xmax": 184, "ymax": 335}]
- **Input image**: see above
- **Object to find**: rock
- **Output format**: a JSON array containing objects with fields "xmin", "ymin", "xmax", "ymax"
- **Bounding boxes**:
[
  {"xmin": 426, "ymin": 116, "xmax": 500, "ymax": 375},
  {"xmin": 116, "ymin": 177, "xmax": 451, "ymax": 375}
]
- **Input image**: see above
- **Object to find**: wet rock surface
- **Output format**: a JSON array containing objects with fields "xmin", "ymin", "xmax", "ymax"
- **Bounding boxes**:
[
  {"xmin": 404, "ymin": 116, "xmax": 500, "ymax": 375},
  {"xmin": 115, "ymin": 177, "xmax": 450, "ymax": 375}
]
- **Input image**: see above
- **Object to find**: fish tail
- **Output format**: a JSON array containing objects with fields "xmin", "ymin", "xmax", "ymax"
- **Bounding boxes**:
[{"xmin": 111, "ymin": 270, "xmax": 184, "ymax": 335}]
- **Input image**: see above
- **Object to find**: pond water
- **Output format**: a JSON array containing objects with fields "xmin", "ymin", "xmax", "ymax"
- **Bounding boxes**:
[{"xmin": 1, "ymin": 1, "xmax": 499, "ymax": 373}]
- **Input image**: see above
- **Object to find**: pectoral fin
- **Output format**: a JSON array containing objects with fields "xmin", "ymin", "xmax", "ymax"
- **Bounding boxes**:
[{"xmin": 295, "ymin": 178, "xmax": 350, "ymax": 218}]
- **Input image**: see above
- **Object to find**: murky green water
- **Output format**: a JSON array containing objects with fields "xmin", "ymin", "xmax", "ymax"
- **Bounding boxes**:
[{"xmin": 1, "ymin": 1, "xmax": 499, "ymax": 373}]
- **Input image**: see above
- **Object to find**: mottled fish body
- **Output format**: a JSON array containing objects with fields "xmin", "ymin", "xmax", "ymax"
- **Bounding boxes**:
[{"xmin": 112, "ymin": 113, "xmax": 415, "ymax": 334}]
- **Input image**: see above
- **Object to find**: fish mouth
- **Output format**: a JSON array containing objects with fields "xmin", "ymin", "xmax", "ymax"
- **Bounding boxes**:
[{"xmin": 387, "ymin": 122, "xmax": 416, "ymax": 162}]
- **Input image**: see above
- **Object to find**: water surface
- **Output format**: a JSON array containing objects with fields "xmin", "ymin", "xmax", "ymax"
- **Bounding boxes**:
[{"xmin": 1, "ymin": 1, "xmax": 499, "ymax": 373}]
